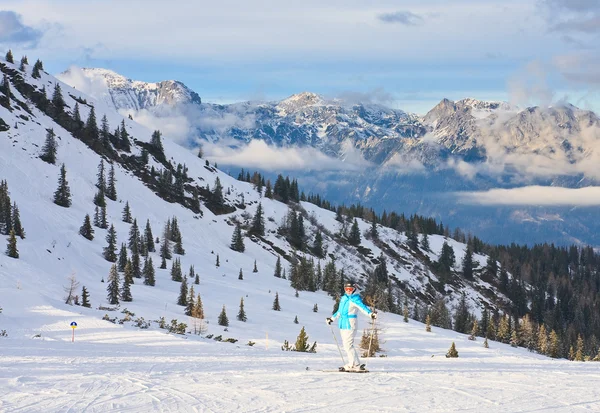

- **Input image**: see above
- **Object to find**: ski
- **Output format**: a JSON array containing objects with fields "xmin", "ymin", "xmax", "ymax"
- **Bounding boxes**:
[{"xmin": 320, "ymin": 369, "xmax": 370, "ymax": 373}]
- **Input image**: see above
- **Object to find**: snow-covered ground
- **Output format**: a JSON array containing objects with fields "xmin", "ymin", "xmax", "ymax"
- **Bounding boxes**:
[{"xmin": 2, "ymin": 310, "xmax": 599, "ymax": 412}]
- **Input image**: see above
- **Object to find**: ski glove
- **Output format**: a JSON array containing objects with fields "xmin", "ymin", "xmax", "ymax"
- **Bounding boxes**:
[
  {"xmin": 326, "ymin": 317, "xmax": 334, "ymax": 325},
  {"xmin": 370, "ymin": 312, "xmax": 377, "ymax": 320}
]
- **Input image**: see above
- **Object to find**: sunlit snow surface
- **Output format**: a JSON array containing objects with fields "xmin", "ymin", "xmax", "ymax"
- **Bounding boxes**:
[{"xmin": 1, "ymin": 312, "xmax": 600, "ymax": 412}]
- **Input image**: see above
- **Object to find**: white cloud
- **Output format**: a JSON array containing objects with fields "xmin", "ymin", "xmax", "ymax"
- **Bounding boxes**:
[
  {"xmin": 455, "ymin": 186, "xmax": 600, "ymax": 206},
  {"xmin": 56, "ymin": 66, "xmax": 109, "ymax": 100},
  {"xmin": 205, "ymin": 139, "xmax": 370, "ymax": 171}
]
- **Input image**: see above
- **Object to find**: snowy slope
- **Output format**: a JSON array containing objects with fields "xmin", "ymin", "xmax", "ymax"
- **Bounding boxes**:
[{"xmin": 1, "ymin": 58, "xmax": 594, "ymax": 412}]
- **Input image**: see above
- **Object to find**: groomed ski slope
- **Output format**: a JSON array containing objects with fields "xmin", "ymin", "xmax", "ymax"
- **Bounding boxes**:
[{"xmin": 1, "ymin": 309, "xmax": 600, "ymax": 413}]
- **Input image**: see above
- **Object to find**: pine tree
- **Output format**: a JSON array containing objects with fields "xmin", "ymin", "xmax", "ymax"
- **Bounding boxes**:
[
  {"xmin": 446, "ymin": 342, "xmax": 459, "ymax": 358},
  {"xmin": 171, "ymin": 258, "xmax": 183, "ymax": 281},
  {"xmin": 230, "ymin": 223, "xmax": 245, "ymax": 252},
  {"xmin": 150, "ymin": 130, "xmax": 164, "ymax": 154},
  {"xmin": 123, "ymin": 260, "xmax": 134, "ymax": 286},
  {"xmin": 128, "ymin": 218, "xmax": 140, "ymax": 251},
  {"xmin": 462, "ymin": 246, "xmax": 474, "ymax": 280},
  {"xmin": 144, "ymin": 220, "xmax": 155, "ymax": 252},
  {"xmin": 143, "ymin": 256, "xmax": 156, "ymax": 286},
  {"xmin": 249, "ymin": 203, "xmax": 265, "ymax": 236},
  {"xmin": 193, "ymin": 293, "xmax": 204, "ymax": 319},
  {"xmin": 100, "ymin": 205, "xmax": 108, "ymax": 230},
  {"xmin": 185, "ymin": 286, "xmax": 195, "ymax": 316},
  {"xmin": 237, "ymin": 297, "xmax": 247, "ymax": 322},
  {"xmin": 120, "ymin": 272, "xmax": 132, "ymax": 302},
  {"xmin": 294, "ymin": 326, "xmax": 310, "ymax": 352},
  {"xmin": 274, "ymin": 256, "xmax": 282, "ymax": 278},
  {"xmin": 253, "ymin": 260, "xmax": 258, "ymax": 273},
  {"xmin": 293, "ymin": 315, "xmax": 299, "ymax": 324},
  {"xmin": 53, "ymin": 164, "xmax": 72, "ymax": 207},
  {"xmin": 194, "ymin": 274, "xmax": 199, "ymax": 285},
  {"xmin": 106, "ymin": 264, "xmax": 120, "ymax": 305},
  {"xmin": 468, "ymin": 319, "xmax": 478, "ymax": 340},
  {"xmin": 215, "ymin": 254, "xmax": 220, "ymax": 267},
  {"xmin": 238, "ymin": 268, "xmax": 244, "ymax": 280},
  {"xmin": 5, "ymin": 49, "xmax": 13, "ymax": 63},
  {"xmin": 84, "ymin": 106, "xmax": 99, "ymax": 141},
  {"xmin": 575, "ymin": 335, "xmax": 585, "ymax": 361},
  {"xmin": 40, "ymin": 129, "xmax": 57, "ymax": 164},
  {"xmin": 510, "ymin": 329, "xmax": 519, "ymax": 348},
  {"xmin": 537, "ymin": 324, "xmax": 548, "ymax": 355},
  {"xmin": 313, "ymin": 304, "xmax": 318, "ymax": 312},
  {"xmin": 117, "ymin": 243, "xmax": 128, "ymax": 272},
  {"xmin": 6, "ymin": 229, "xmax": 18, "ymax": 258},
  {"xmin": 11, "ymin": 203, "xmax": 24, "ymax": 239},
  {"xmin": 79, "ymin": 214, "xmax": 94, "ymax": 240},
  {"xmin": 51, "ymin": 83, "xmax": 65, "ymax": 114},
  {"xmin": 177, "ymin": 277, "xmax": 188, "ymax": 306},
  {"xmin": 312, "ymin": 231, "xmax": 324, "ymax": 258},
  {"xmin": 569, "ymin": 346, "xmax": 576, "ymax": 361},
  {"xmin": 426, "ymin": 314, "xmax": 432, "ymax": 332},
  {"xmin": 31, "ymin": 59, "xmax": 43, "ymax": 79},
  {"xmin": 106, "ymin": 163, "xmax": 117, "ymax": 201},
  {"xmin": 549, "ymin": 330, "xmax": 560, "ymax": 358},
  {"xmin": 420, "ymin": 233, "xmax": 430, "ymax": 251},
  {"xmin": 497, "ymin": 315, "xmax": 510, "ymax": 343},
  {"xmin": 218, "ymin": 305, "xmax": 229, "ymax": 326},
  {"xmin": 81, "ymin": 286, "xmax": 91, "ymax": 308},
  {"xmin": 272, "ymin": 292, "xmax": 281, "ymax": 311},
  {"xmin": 403, "ymin": 306, "xmax": 409, "ymax": 322},
  {"xmin": 122, "ymin": 201, "xmax": 132, "ymax": 223},
  {"xmin": 348, "ymin": 218, "xmax": 361, "ymax": 246},
  {"xmin": 483, "ymin": 337, "xmax": 489, "ymax": 348},
  {"xmin": 103, "ymin": 224, "xmax": 118, "ymax": 262},
  {"xmin": 160, "ymin": 223, "xmax": 172, "ymax": 260}
]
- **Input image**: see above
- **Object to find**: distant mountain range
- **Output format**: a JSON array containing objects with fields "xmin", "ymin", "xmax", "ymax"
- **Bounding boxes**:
[{"xmin": 59, "ymin": 67, "xmax": 600, "ymax": 246}]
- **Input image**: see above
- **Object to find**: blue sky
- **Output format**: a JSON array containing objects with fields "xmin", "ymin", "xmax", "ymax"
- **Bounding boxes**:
[{"xmin": 0, "ymin": 0, "xmax": 599, "ymax": 114}]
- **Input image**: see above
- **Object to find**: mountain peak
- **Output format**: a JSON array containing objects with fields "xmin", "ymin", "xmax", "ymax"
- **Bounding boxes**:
[
  {"xmin": 277, "ymin": 92, "xmax": 324, "ymax": 113},
  {"xmin": 57, "ymin": 66, "xmax": 201, "ymax": 111}
]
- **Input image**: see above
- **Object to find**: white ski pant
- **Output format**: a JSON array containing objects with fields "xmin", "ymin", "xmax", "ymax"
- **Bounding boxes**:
[{"xmin": 340, "ymin": 327, "xmax": 361, "ymax": 368}]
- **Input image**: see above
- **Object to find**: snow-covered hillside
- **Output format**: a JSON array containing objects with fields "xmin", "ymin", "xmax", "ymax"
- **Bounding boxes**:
[{"xmin": 1, "ymin": 57, "xmax": 596, "ymax": 411}]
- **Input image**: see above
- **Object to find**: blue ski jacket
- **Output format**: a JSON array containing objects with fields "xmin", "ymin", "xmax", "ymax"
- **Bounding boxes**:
[{"xmin": 331, "ymin": 292, "xmax": 372, "ymax": 330}]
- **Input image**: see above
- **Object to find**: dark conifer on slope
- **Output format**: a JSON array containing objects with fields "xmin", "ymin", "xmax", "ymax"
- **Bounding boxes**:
[
  {"xmin": 79, "ymin": 214, "xmax": 94, "ymax": 240},
  {"xmin": 272, "ymin": 292, "xmax": 281, "ymax": 311},
  {"xmin": 218, "ymin": 305, "xmax": 229, "ymax": 326},
  {"xmin": 106, "ymin": 264, "xmax": 120, "ymax": 305},
  {"xmin": 11, "ymin": 203, "xmax": 24, "ymax": 239},
  {"xmin": 249, "ymin": 203, "xmax": 265, "ymax": 236},
  {"xmin": 274, "ymin": 256, "xmax": 282, "ymax": 278},
  {"xmin": 177, "ymin": 277, "xmax": 188, "ymax": 306},
  {"xmin": 238, "ymin": 268, "xmax": 243, "ymax": 280},
  {"xmin": 40, "ymin": 129, "xmax": 57, "ymax": 164},
  {"xmin": 103, "ymin": 224, "xmax": 118, "ymax": 262},
  {"xmin": 31, "ymin": 59, "xmax": 43, "ymax": 79},
  {"xmin": 5, "ymin": 49, "xmax": 13, "ymax": 64},
  {"xmin": 348, "ymin": 218, "xmax": 361, "ymax": 246},
  {"xmin": 106, "ymin": 163, "xmax": 117, "ymax": 201},
  {"xmin": 230, "ymin": 223, "xmax": 245, "ymax": 252},
  {"xmin": 144, "ymin": 220, "xmax": 155, "ymax": 252},
  {"xmin": 53, "ymin": 164, "xmax": 72, "ymax": 207},
  {"xmin": 81, "ymin": 286, "xmax": 91, "ymax": 308},
  {"xmin": 237, "ymin": 297, "xmax": 247, "ymax": 322},
  {"xmin": 117, "ymin": 243, "xmax": 128, "ymax": 272},
  {"xmin": 143, "ymin": 256, "xmax": 156, "ymax": 286},
  {"xmin": 121, "ymin": 272, "xmax": 133, "ymax": 302},
  {"xmin": 6, "ymin": 229, "xmax": 18, "ymax": 258},
  {"xmin": 122, "ymin": 201, "xmax": 132, "ymax": 223}
]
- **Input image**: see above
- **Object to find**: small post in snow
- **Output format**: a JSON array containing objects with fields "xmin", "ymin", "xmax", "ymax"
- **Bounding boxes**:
[{"xmin": 70, "ymin": 321, "xmax": 77, "ymax": 342}]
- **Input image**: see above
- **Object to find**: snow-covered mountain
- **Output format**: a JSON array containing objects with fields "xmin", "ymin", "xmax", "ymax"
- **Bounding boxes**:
[
  {"xmin": 58, "ymin": 67, "xmax": 201, "ymax": 112},
  {"xmin": 57, "ymin": 67, "xmax": 600, "ymax": 247}
]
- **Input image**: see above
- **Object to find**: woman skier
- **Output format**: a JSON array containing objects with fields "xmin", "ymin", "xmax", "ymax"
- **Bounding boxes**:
[{"xmin": 327, "ymin": 283, "xmax": 377, "ymax": 371}]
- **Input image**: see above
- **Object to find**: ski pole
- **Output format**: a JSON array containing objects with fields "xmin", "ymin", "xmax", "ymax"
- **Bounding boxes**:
[
  {"xmin": 367, "ymin": 307, "xmax": 377, "ymax": 358},
  {"xmin": 329, "ymin": 323, "xmax": 345, "ymax": 365}
]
